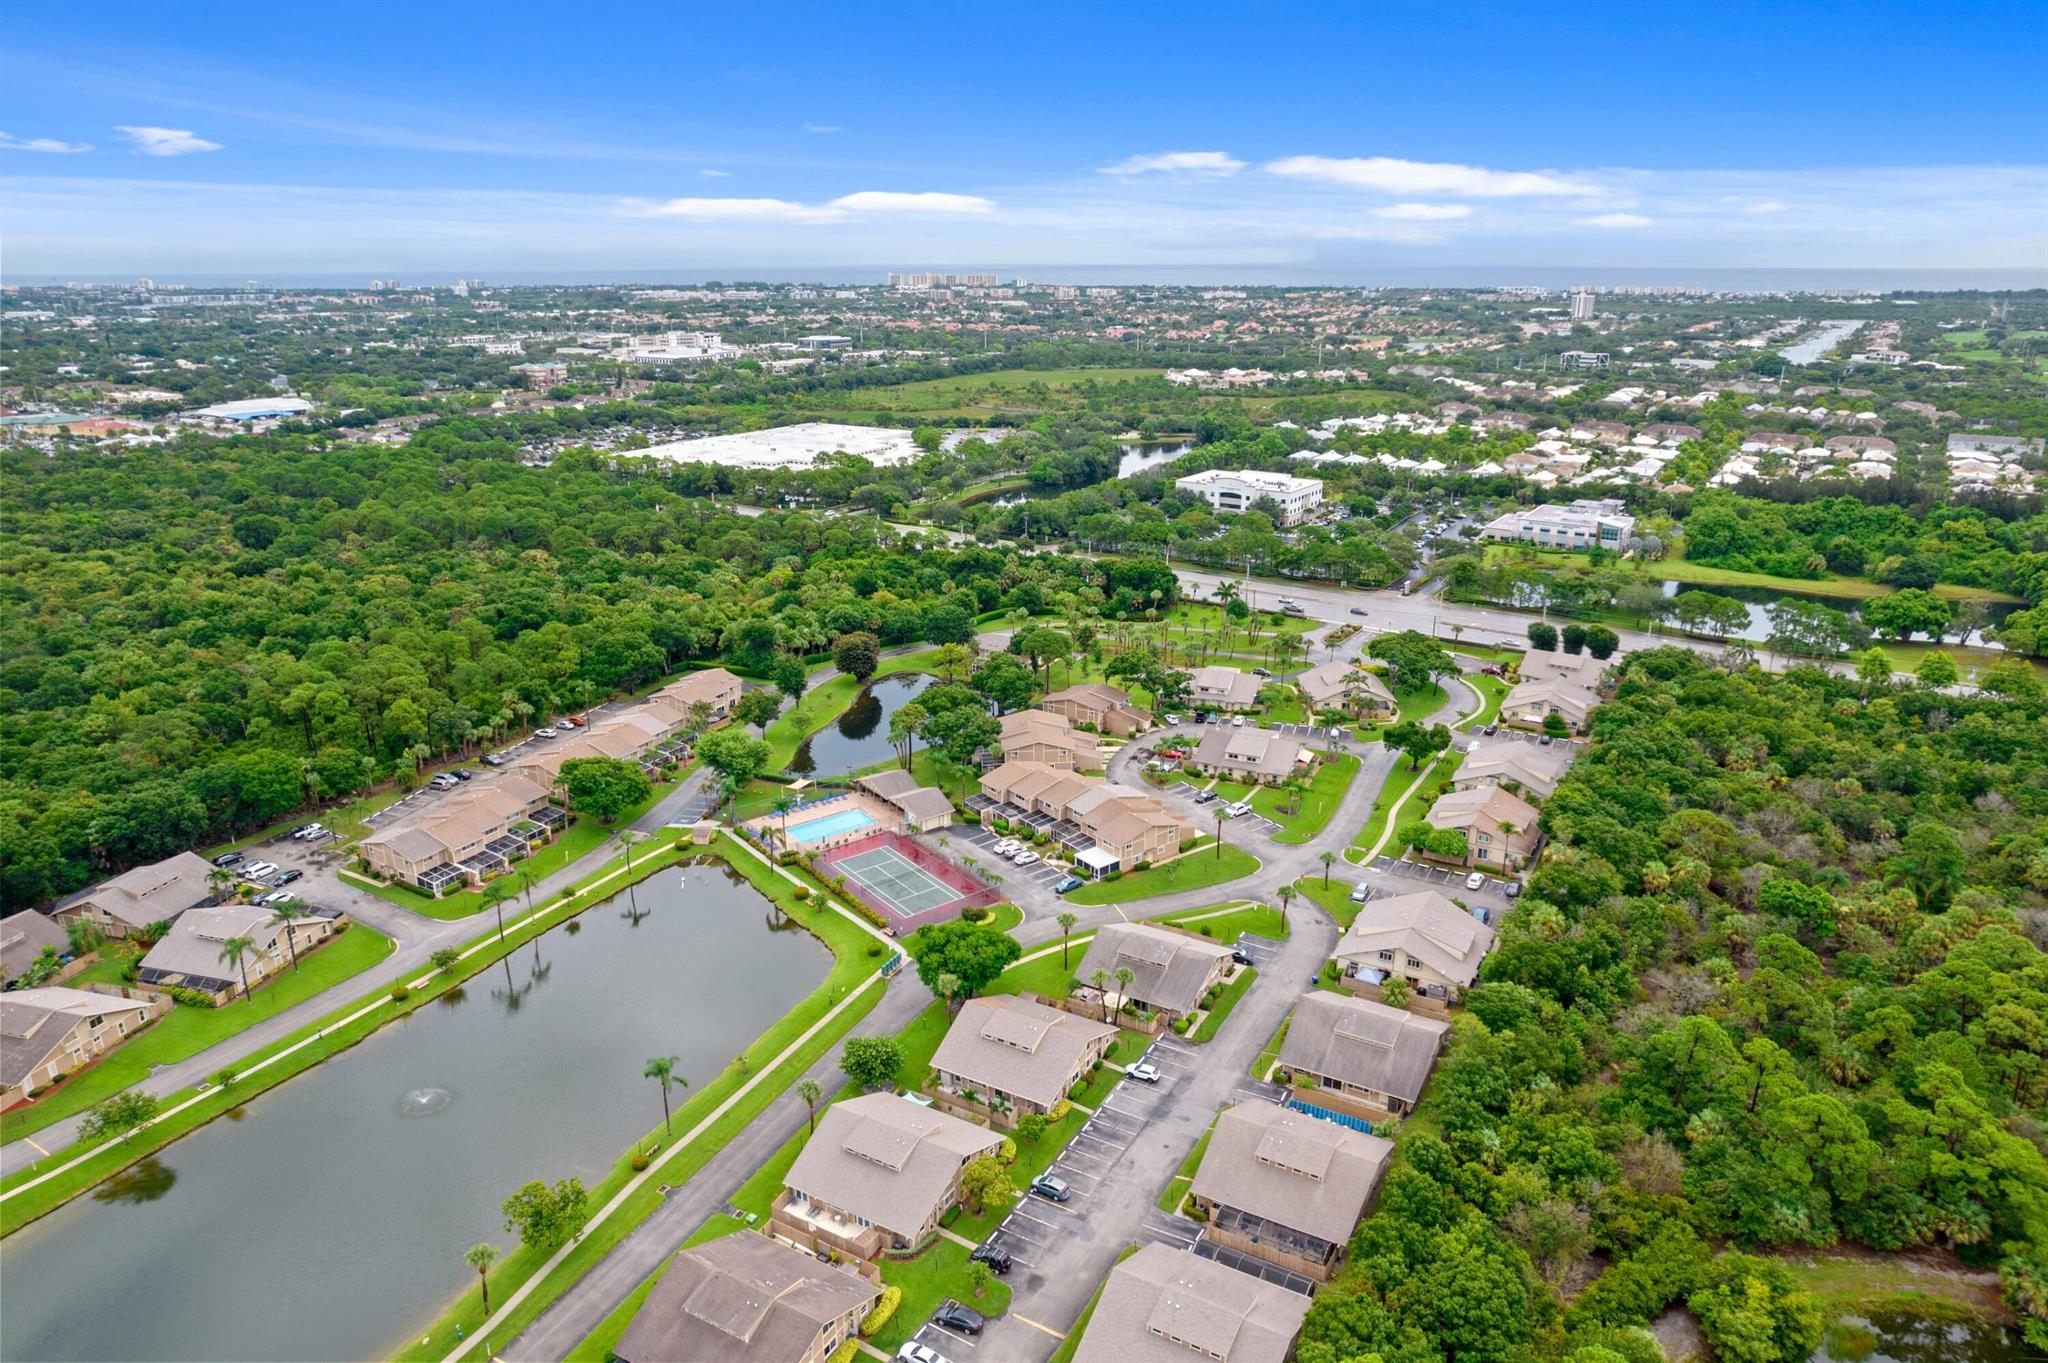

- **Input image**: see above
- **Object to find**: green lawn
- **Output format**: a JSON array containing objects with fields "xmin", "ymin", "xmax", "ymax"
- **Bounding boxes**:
[
  {"xmin": 1349, "ymin": 759, "xmax": 1430, "ymax": 857},
  {"xmin": 1148, "ymin": 902, "xmax": 1290, "ymax": 941},
  {"xmin": 1192, "ymin": 967, "xmax": 1257, "ymax": 1043},
  {"xmin": 1293, "ymin": 874, "xmax": 1363, "ymax": 927},
  {"xmin": 873, "ymin": 1239, "xmax": 1014, "ymax": 1351},
  {"xmin": 1154, "ymin": 1115, "xmax": 1218, "ymax": 1214},
  {"xmin": 201, "ymin": 785, "xmax": 412, "ymax": 858},
  {"xmin": 823, "ymin": 367, "xmax": 1169, "ymax": 416},
  {"xmin": 1259, "ymin": 686, "xmax": 1308, "ymax": 725},
  {"xmin": 1487, "ymin": 543, "xmax": 2023, "ymax": 606},
  {"xmin": 992, "ymin": 943, "xmax": 1091, "ymax": 1002},
  {"xmin": 952, "ymin": 1104, "xmax": 1090, "ymax": 1241},
  {"xmin": 1457, "ymin": 672, "xmax": 1509, "ymax": 730},
  {"xmin": 0, "ymin": 922, "xmax": 395, "ymax": 1143},
  {"xmin": 1251, "ymin": 751, "xmax": 1360, "ymax": 844},
  {"xmin": 1062, "ymin": 845, "xmax": 1260, "ymax": 905},
  {"xmin": 1250, "ymin": 1010, "xmax": 1293, "ymax": 1081}
]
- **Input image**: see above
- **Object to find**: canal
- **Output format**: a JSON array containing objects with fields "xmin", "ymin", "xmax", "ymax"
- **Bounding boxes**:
[
  {"xmin": 787, "ymin": 672, "xmax": 938, "ymax": 778},
  {"xmin": 0, "ymin": 861, "xmax": 831, "ymax": 1363}
]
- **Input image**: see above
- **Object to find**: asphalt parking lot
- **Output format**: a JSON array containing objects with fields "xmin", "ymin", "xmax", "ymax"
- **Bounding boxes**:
[
  {"xmin": 1153, "ymin": 781, "xmax": 1282, "ymax": 839},
  {"xmin": 946, "ymin": 826, "xmax": 1073, "ymax": 890},
  {"xmin": 1362, "ymin": 854, "xmax": 1516, "ymax": 919}
]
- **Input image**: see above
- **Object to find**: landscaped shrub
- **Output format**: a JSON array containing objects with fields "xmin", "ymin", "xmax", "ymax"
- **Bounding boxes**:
[
  {"xmin": 860, "ymin": 1286, "xmax": 903, "ymax": 1337},
  {"xmin": 1048, "ymin": 1098, "xmax": 1072, "ymax": 1121},
  {"xmin": 1198, "ymin": 925, "xmax": 1213, "ymax": 936},
  {"xmin": 1170, "ymin": 1015, "xmax": 1191, "ymax": 1035},
  {"xmin": 390, "ymin": 984, "xmax": 411, "ymax": 1003},
  {"xmin": 866, "ymin": 943, "xmax": 884, "ymax": 957},
  {"xmin": 170, "ymin": 987, "xmax": 217, "ymax": 1008},
  {"xmin": 628, "ymin": 1151, "xmax": 652, "ymax": 1172},
  {"xmin": 1103, "ymin": 869, "xmax": 1123, "ymax": 882},
  {"xmin": 791, "ymin": 884, "xmax": 811, "ymax": 900},
  {"xmin": 1132, "ymin": 859, "xmax": 1152, "ymax": 872},
  {"xmin": 999, "ymin": 1136, "xmax": 1017, "ymax": 1163}
]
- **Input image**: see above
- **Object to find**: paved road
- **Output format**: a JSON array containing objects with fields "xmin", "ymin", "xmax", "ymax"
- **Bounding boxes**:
[{"xmin": 0, "ymin": 766, "xmax": 719, "ymax": 1179}]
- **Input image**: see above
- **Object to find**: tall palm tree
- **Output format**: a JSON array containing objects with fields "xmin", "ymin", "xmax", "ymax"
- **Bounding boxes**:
[
  {"xmin": 1320, "ymin": 851, "xmax": 1338, "ymax": 887},
  {"xmin": 643, "ymin": 1055, "xmax": 686, "ymax": 1138},
  {"xmin": 797, "ymin": 1078, "xmax": 823, "ymax": 1136},
  {"xmin": 1089, "ymin": 968, "xmax": 1112, "ymax": 1023},
  {"xmin": 613, "ymin": 829, "xmax": 643, "ymax": 921},
  {"xmin": 517, "ymin": 865, "xmax": 543, "ymax": 962},
  {"xmin": 1056, "ymin": 911, "xmax": 1078, "ymax": 967},
  {"xmin": 1113, "ymin": 965, "xmax": 1136, "ymax": 1019},
  {"xmin": 465, "ymin": 1243, "xmax": 500, "ymax": 1317},
  {"xmin": 218, "ymin": 935, "xmax": 258, "ymax": 1003},
  {"xmin": 1214, "ymin": 806, "xmax": 1227, "ymax": 860},
  {"xmin": 1277, "ymin": 884, "xmax": 1295, "ymax": 929},
  {"xmin": 482, "ymin": 879, "xmax": 512, "ymax": 944},
  {"xmin": 772, "ymin": 793, "xmax": 798, "ymax": 849},
  {"xmin": 206, "ymin": 866, "xmax": 236, "ymax": 904},
  {"xmin": 268, "ymin": 901, "xmax": 302, "ymax": 972}
]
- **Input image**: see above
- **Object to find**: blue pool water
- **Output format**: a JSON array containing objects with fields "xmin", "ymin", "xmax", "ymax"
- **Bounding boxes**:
[{"xmin": 788, "ymin": 807, "xmax": 877, "ymax": 844}]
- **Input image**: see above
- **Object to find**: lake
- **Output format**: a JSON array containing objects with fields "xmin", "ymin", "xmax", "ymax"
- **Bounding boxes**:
[
  {"xmin": 786, "ymin": 672, "xmax": 938, "ymax": 778},
  {"xmin": 1813, "ymin": 1305, "xmax": 2031, "ymax": 1363},
  {"xmin": 1781, "ymin": 319, "xmax": 1866, "ymax": 364},
  {"xmin": 0, "ymin": 862, "xmax": 830, "ymax": 1363},
  {"xmin": 1118, "ymin": 440, "xmax": 1194, "ymax": 478}
]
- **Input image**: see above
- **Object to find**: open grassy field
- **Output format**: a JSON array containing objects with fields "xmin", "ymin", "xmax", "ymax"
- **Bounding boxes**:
[
  {"xmin": 1062, "ymin": 844, "xmax": 1260, "ymax": 905},
  {"xmin": 1148, "ymin": 901, "xmax": 1289, "ymax": 942},
  {"xmin": 1251, "ymin": 751, "xmax": 1359, "ymax": 843},
  {"xmin": 1488, "ymin": 544, "xmax": 2024, "ymax": 605}
]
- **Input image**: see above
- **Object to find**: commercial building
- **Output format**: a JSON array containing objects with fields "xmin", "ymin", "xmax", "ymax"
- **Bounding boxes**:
[
  {"xmin": 54, "ymin": 852, "xmax": 223, "ymax": 939},
  {"xmin": 1569, "ymin": 287, "xmax": 1596, "ymax": 321},
  {"xmin": 1333, "ymin": 890, "xmax": 1495, "ymax": 1014},
  {"xmin": 186, "ymin": 396, "xmax": 314, "ymax": 421},
  {"xmin": 930, "ymin": 994, "xmax": 1116, "ymax": 1126},
  {"xmin": 1, "ymin": 987, "xmax": 170, "ymax": 1108},
  {"xmin": 511, "ymin": 361, "xmax": 568, "ymax": 387},
  {"xmin": 613, "ymin": 1230, "xmax": 880, "ymax": 1363},
  {"xmin": 1559, "ymin": 350, "xmax": 1610, "ymax": 370},
  {"xmin": 137, "ymin": 904, "xmax": 345, "ymax": 1002},
  {"xmin": 1039, "ymin": 683, "xmax": 1149, "ymax": 736},
  {"xmin": 631, "ymin": 422, "xmax": 922, "ymax": 472},
  {"xmin": 772, "ymin": 1093, "xmax": 1004, "ymax": 1260},
  {"xmin": 1189, "ymin": 726, "xmax": 1313, "ymax": 785},
  {"xmin": 1074, "ymin": 923, "xmax": 1234, "ymax": 1022},
  {"xmin": 1275, "ymin": 989, "xmax": 1452, "ymax": 1120},
  {"xmin": 1069, "ymin": 1243, "xmax": 1311, "ymax": 1363},
  {"xmin": 1188, "ymin": 1102, "xmax": 1394, "ymax": 1283},
  {"xmin": 1479, "ymin": 498, "xmax": 1635, "ymax": 552},
  {"xmin": 1173, "ymin": 469, "xmax": 1324, "ymax": 524},
  {"xmin": 888, "ymin": 272, "xmax": 999, "ymax": 287},
  {"xmin": 620, "ymin": 330, "xmax": 739, "ymax": 364}
]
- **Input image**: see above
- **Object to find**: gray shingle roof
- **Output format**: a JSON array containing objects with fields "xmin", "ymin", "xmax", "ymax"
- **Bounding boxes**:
[
  {"xmin": 613, "ymin": 1230, "xmax": 879, "ymax": 1363},
  {"xmin": 931, "ymin": 995, "xmax": 1116, "ymax": 1110},
  {"xmin": 1189, "ymin": 1102, "xmax": 1393, "ymax": 1245},
  {"xmin": 1276, "ymin": 991, "xmax": 1450, "ymax": 1106},
  {"xmin": 1333, "ymin": 890, "xmax": 1495, "ymax": 987},
  {"xmin": 1071, "ymin": 1243, "xmax": 1310, "ymax": 1363},
  {"xmin": 1075, "ymin": 923, "xmax": 1234, "ymax": 1016},
  {"xmin": 781, "ymin": 1093, "xmax": 1003, "ymax": 1241},
  {"xmin": 0, "ymin": 911, "xmax": 68, "ymax": 986}
]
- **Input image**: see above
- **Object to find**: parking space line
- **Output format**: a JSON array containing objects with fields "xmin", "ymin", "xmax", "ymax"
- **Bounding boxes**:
[{"xmin": 1009, "ymin": 1208, "xmax": 1065, "ymax": 1234}]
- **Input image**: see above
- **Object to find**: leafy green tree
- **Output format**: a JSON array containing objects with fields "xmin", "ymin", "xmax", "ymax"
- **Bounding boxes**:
[
  {"xmin": 1015, "ymin": 1110, "xmax": 1048, "ymax": 1144},
  {"xmin": 1368, "ymin": 630, "xmax": 1458, "ymax": 692},
  {"xmin": 970, "ymin": 652, "xmax": 1037, "ymax": 713},
  {"xmin": 696, "ymin": 729, "xmax": 773, "ymax": 792},
  {"xmin": 733, "ymin": 689, "xmax": 782, "ymax": 731},
  {"xmin": 839, "ymin": 1035, "xmax": 904, "ymax": 1091},
  {"xmin": 430, "ymin": 946, "xmax": 461, "ymax": 973},
  {"xmin": 1862, "ymin": 587, "xmax": 1952, "ymax": 642},
  {"xmin": 770, "ymin": 655, "xmax": 808, "ymax": 713},
  {"xmin": 831, "ymin": 632, "xmax": 880, "ymax": 684},
  {"xmin": 558, "ymin": 756, "xmax": 653, "ymax": 824},
  {"xmin": 1914, "ymin": 650, "xmax": 1960, "ymax": 688},
  {"xmin": 1685, "ymin": 1255, "xmax": 1823, "ymax": 1363},
  {"xmin": 1583, "ymin": 625, "xmax": 1620, "ymax": 659},
  {"xmin": 1889, "ymin": 821, "xmax": 1967, "ymax": 910},
  {"xmin": 501, "ymin": 1177, "xmax": 589, "ymax": 1252},
  {"xmin": 907, "ymin": 919, "xmax": 1021, "ymax": 998},
  {"xmin": 1561, "ymin": 624, "xmax": 1588, "ymax": 655},
  {"xmin": 1527, "ymin": 622, "xmax": 1559, "ymax": 652},
  {"xmin": 959, "ymin": 1154, "xmax": 1015, "ymax": 1215},
  {"xmin": 80, "ymin": 1091, "xmax": 160, "ymax": 1141}
]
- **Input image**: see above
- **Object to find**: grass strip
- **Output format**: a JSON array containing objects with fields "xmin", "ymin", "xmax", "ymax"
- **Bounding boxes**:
[
  {"xmin": 1252, "ymin": 751, "xmax": 1360, "ymax": 844},
  {"xmin": 1192, "ymin": 967, "xmax": 1257, "ymax": 1043},
  {"xmin": 1062, "ymin": 845, "xmax": 1260, "ymax": 905}
]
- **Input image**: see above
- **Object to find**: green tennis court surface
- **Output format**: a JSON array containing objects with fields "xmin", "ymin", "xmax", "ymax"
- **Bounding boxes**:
[{"xmin": 832, "ymin": 846, "xmax": 963, "ymax": 917}]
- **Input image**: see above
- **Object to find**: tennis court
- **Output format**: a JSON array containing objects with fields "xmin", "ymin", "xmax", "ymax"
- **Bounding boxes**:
[{"xmin": 831, "ymin": 845, "xmax": 963, "ymax": 918}]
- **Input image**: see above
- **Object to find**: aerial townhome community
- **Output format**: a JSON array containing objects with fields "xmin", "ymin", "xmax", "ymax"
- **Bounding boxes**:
[{"xmin": 6, "ymin": 31, "xmax": 2046, "ymax": 1360}]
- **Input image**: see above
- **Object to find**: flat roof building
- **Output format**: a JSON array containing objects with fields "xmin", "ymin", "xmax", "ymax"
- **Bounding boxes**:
[
  {"xmin": 631, "ymin": 422, "xmax": 922, "ymax": 471},
  {"xmin": 1174, "ymin": 469, "xmax": 1324, "ymax": 525},
  {"xmin": 1480, "ymin": 498, "xmax": 1634, "ymax": 552}
]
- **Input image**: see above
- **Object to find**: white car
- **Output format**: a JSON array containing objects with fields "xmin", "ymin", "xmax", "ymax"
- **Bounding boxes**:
[
  {"xmin": 991, "ymin": 838, "xmax": 1022, "ymax": 856},
  {"xmin": 1465, "ymin": 871, "xmax": 1487, "ymax": 890},
  {"xmin": 1231, "ymin": 715, "xmax": 1246, "ymax": 727},
  {"xmin": 256, "ymin": 890, "xmax": 297, "ymax": 907},
  {"xmin": 896, "ymin": 1343, "xmax": 950, "ymax": 1363},
  {"xmin": 1127, "ymin": 1061, "xmax": 1163, "ymax": 1084},
  {"xmin": 1226, "ymin": 801, "xmax": 1253, "ymax": 818},
  {"xmin": 534, "ymin": 726, "xmax": 559, "ymax": 739},
  {"xmin": 293, "ymin": 823, "xmax": 327, "ymax": 841},
  {"xmin": 1349, "ymin": 882, "xmax": 1369, "ymax": 903},
  {"xmin": 1011, "ymin": 850, "xmax": 1041, "ymax": 867},
  {"xmin": 241, "ymin": 861, "xmax": 279, "ymax": 880}
]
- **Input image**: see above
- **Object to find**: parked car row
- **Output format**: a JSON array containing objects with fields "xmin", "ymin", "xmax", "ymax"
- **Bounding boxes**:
[{"xmin": 989, "ymin": 837, "xmax": 1040, "ymax": 867}]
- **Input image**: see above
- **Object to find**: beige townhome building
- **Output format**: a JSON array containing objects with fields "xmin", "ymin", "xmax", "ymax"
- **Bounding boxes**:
[
  {"xmin": 613, "ymin": 1230, "xmax": 880, "ymax": 1363},
  {"xmin": 359, "ymin": 774, "xmax": 558, "ymax": 894},
  {"xmin": 1275, "ymin": 989, "xmax": 1452, "ymax": 1121},
  {"xmin": 1333, "ymin": 890, "xmax": 1496, "ymax": 1014},
  {"xmin": 978, "ymin": 763, "xmax": 1194, "ymax": 872},
  {"xmin": 1074, "ymin": 923, "xmax": 1235, "ymax": 1022},
  {"xmin": 1189, "ymin": 1102, "xmax": 1395, "ymax": 1282},
  {"xmin": 53, "ymin": 852, "xmax": 222, "ymax": 940},
  {"xmin": 1295, "ymin": 660, "xmax": 1396, "ymax": 717},
  {"xmin": 1424, "ymin": 783, "xmax": 1542, "ymax": 872},
  {"xmin": 650, "ymin": 666, "xmax": 745, "ymax": 722},
  {"xmin": 772, "ymin": 1093, "xmax": 1005, "ymax": 1261},
  {"xmin": 1, "ymin": 910, "xmax": 71, "ymax": 988},
  {"xmin": 1, "ymin": 987, "xmax": 170, "ymax": 1107},
  {"xmin": 1190, "ymin": 726, "xmax": 1313, "ymax": 786},
  {"xmin": 1070, "ymin": 1243, "xmax": 1311, "ymax": 1363},
  {"xmin": 1040, "ymin": 683, "xmax": 1149, "ymax": 735},
  {"xmin": 997, "ymin": 708, "xmax": 1095, "ymax": 770},
  {"xmin": 930, "ymin": 994, "xmax": 1117, "ymax": 1127},
  {"xmin": 137, "ymin": 904, "xmax": 345, "ymax": 1003},
  {"xmin": 1188, "ymin": 665, "xmax": 1263, "ymax": 712},
  {"xmin": 1501, "ymin": 650, "xmax": 1611, "ymax": 733},
  {"xmin": 1452, "ymin": 734, "xmax": 1575, "ymax": 801}
]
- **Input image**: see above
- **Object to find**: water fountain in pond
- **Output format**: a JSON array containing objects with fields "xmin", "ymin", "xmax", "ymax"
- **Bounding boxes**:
[{"xmin": 396, "ymin": 1086, "xmax": 453, "ymax": 1118}]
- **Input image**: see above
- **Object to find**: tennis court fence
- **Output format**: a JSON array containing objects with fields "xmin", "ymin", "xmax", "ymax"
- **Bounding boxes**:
[{"xmin": 816, "ymin": 830, "xmax": 998, "ymax": 919}]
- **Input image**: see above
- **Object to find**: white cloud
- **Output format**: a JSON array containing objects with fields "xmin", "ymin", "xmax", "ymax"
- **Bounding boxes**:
[
  {"xmin": 1265, "ymin": 154, "xmax": 1587, "ymax": 197},
  {"xmin": 615, "ymin": 189, "xmax": 993, "ymax": 224},
  {"xmin": 802, "ymin": 123, "xmax": 842, "ymax": 134},
  {"xmin": 1745, "ymin": 200, "xmax": 1788, "ymax": 214},
  {"xmin": 697, "ymin": 168, "xmax": 732, "ymax": 178},
  {"xmin": 0, "ymin": 132, "xmax": 92, "ymax": 154},
  {"xmin": 118, "ymin": 126, "xmax": 222, "ymax": 156},
  {"xmin": 827, "ymin": 190, "xmax": 993, "ymax": 216},
  {"xmin": 1374, "ymin": 202, "xmax": 1472, "ymax": 220},
  {"xmin": 1307, "ymin": 223, "xmax": 1447, "ymax": 244},
  {"xmin": 1099, "ymin": 150, "xmax": 1244, "ymax": 177},
  {"xmin": 1576, "ymin": 212, "xmax": 1653, "ymax": 228}
]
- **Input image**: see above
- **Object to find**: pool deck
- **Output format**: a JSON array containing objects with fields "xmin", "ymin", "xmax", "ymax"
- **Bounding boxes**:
[{"xmin": 742, "ymin": 791, "xmax": 903, "ymax": 854}]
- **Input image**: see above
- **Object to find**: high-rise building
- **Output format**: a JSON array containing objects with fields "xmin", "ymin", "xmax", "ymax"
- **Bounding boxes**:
[
  {"xmin": 887, "ymin": 271, "xmax": 999, "ymax": 288},
  {"xmin": 1569, "ymin": 287, "xmax": 1596, "ymax": 321}
]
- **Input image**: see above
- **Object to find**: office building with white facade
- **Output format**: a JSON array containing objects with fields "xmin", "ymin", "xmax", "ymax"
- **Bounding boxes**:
[
  {"xmin": 631, "ymin": 422, "xmax": 922, "ymax": 471},
  {"xmin": 1481, "ymin": 498, "xmax": 1635, "ymax": 552},
  {"xmin": 1174, "ymin": 469, "xmax": 1324, "ymax": 524}
]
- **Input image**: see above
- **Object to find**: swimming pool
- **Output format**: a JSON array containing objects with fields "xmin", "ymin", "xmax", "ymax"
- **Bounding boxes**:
[{"xmin": 787, "ymin": 807, "xmax": 878, "ymax": 844}]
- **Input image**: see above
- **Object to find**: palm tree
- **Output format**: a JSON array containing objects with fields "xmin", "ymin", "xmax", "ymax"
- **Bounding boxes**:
[
  {"xmin": 1089, "ymin": 968, "xmax": 1112, "ymax": 1022},
  {"xmin": 1056, "ymin": 911, "xmax": 1078, "ymax": 967},
  {"xmin": 614, "ymin": 829, "xmax": 642, "ymax": 921},
  {"xmin": 937, "ymin": 972, "xmax": 963, "ymax": 1014},
  {"xmin": 206, "ymin": 866, "xmax": 236, "ymax": 904},
  {"xmin": 466, "ymin": 1243, "xmax": 499, "ymax": 1317},
  {"xmin": 482, "ymin": 878, "xmax": 512, "ymax": 944},
  {"xmin": 1320, "ymin": 851, "xmax": 1338, "ymax": 887},
  {"xmin": 643, "ymin": 1055, "xmax": 685, "ymax": 1138},
  {"xmin": 518, "ymin": 865, "xmax": 542, "ymax": 961},
  {"xmin": 268, "ymin": 900, "xmax": 302, "ymax": 972},
  {"xmin": 1113, "ymin": 965, "xmax": 1136, "ymax": 1018},
  {"xmin": 1278, "ymin": 884, "xmax": 1296, "ymax": 929},
  {"xmin": 1214, "ymin": 807, "xmax": 1227, "ymax": 860},
  {"xmin": 772, "ymin": 793, "xmax": 798, "ymax": 849},
  {"xmin": 218, "ymin": 935, "xmax": 258, "ymax": 1003},
  {"xmin": 797, "ymin": 1078, "xmax": 823, "ymax": 1136}
]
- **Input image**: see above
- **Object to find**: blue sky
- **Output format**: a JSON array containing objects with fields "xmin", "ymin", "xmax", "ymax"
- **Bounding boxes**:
[{"xmin": 5, "ymin": 0, "xmax": 2045, "ymax": 278}]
